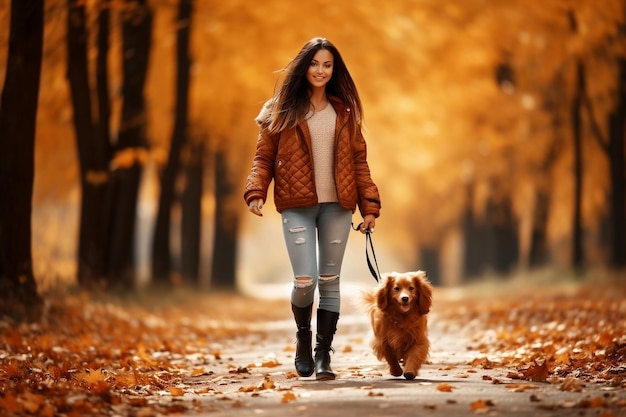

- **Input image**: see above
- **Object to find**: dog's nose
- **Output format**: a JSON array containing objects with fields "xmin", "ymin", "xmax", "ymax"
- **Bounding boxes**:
[{"xmin": 401, "ymin": 296, "xmax": 409, "ymax": 303}]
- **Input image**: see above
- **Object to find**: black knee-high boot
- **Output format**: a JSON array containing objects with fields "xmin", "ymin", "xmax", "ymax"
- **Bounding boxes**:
[
  {"xmin": 314, "ymin": 309, "xmax": 339, "ymax": 380},
  {"xmin": 291, "ymin": 303, "xmax": 314, "ymax": 377}
]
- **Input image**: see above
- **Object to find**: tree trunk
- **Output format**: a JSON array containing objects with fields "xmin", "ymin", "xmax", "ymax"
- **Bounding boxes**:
[
  {"xmin": 607, "ymin": 56, "xmax": 626, "ymax": 269},
  {"xmin": 107, "ymin": 0, "xmax": 153, "ymax": 289},
  {"xmin": 568, "ymin": 12, "xmax": 585, "ymax": 273},
  {"xmin": 210, "ymin": 151, "xmax": 238, "ymax": 290},
  {"xmin": 491, "ymin": 196, "xmax": 519, "ymax": 274},
  {"xmin": 462, "ymin": 182, "xmax": 486, "ymax": 279},
  {"xmin": 152, "ymin": 0, "xmax": 192, "ymax": 284},
  {"xmin": 0, "ymin": 0, "xmax": 44, "ymax": 321},
  {"xmin": 571, "ymin": 60, "xmax": 585, "ymax": 273},
  {"xmin": 95, "ymin": 0, "xmax": 115, "ymax": 284},
  {"xmin": 181, "ymin": 142, "xmax": 203, "ymax": 285},
  {"xmin": 529, "ymin": 190, "xmax": 550, "ymax": 267},
  {"xmin": 420, "ymin": 247, "xmax": 440, "ymax": 286},
  {"xmin": 67, "ymin": 0, "xmax": 110, "ymax": 287}
]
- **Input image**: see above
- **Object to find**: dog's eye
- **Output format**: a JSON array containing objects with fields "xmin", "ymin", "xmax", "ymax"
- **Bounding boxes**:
[
  {"xmin": 409, "ymin": 286, "xmax": 415, "ymax": 291},
  {"xmin": 393, "ymin": 286, "xmax": 400, "ymax": 292}
]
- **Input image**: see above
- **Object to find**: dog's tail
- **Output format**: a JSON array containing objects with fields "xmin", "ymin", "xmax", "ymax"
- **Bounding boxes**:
[{"xmin": 362, "ymin": 290, "xmax": 376, "ymax": 307}]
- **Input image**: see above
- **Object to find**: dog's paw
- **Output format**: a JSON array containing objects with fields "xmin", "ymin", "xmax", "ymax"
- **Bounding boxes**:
[
  {"xmin": 403, "ymin": 371, "xmax": 416, "ymax": 380},
  {"xmin": 390, "ymin": 364, "xmax": 403, "ymax": 377}
]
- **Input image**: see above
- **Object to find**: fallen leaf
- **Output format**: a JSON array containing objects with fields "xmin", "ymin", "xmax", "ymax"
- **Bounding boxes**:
[
  {"xmin": 559, "ymin": 377, "xmax": 585, "ymax": 392},
  {"xmin": 20, "ymin": 391, "xmax": 46, "ymax": 414},
  {"xmin": 505, "ymin": 383, "xmax": 539, "ymax": 392},
  {"xmin": 137, "ymin": 343, "xmax": 157, "ymax": 367},
  {"xmin": 471, "ymin": 399, "xmax": 495, "ymax": 412},
  {"xmin": 258, "ymin": 376, "xmax": 276, "ymax": 390},
  {"xmin": 281, "ymin": 391, "xmax": 297, "ymax": 403},
  {"xmin": 470, "ymin": 357, "xmax": 495, "ymax": 369},
  {"xmin": 194, "ymin": 387, "xmax": 213, "ymax": 394},
  {"xmin": 522, "ymin": 360, "xmax": 550, "ymax": 382},
  {"xmin": 436, "ymin": 383, "xmax": 455, "ymax": 392},
  {"xmin": 0, "ymin": 396, "xmax": 21, "ymax": 414},
  {"xmin": 191, "ymin": 367, "xmax": 206, "ymax": 376},
  {"xmin": 169, "ymin": 387, "xmax": 184, "ymax": 396},
  {"xmin": 470, "ymin": 399, "xmax": 488, "ymax": 410},
  {"xmin": 578, "ymin": 396, "xmax": 604, "ymax": 408}
]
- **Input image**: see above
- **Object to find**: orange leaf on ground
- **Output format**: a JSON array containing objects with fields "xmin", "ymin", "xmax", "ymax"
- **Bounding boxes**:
[
  {"xmin": 522, "ymin": 360, "xmax": 550, "ymax": 382},
  {"xmin": 0, "ymin": 395, "xmax": 21, "ymax": 413},
  {"xmin": 559, "ymin": 377, "xmax": 584, "ymax": 392},
  {"xmin": 169, "ymin": 387, "xmax": 185, "ymax": 396},
  {"xmin": 281, "ymin": 391, "xmax": 297, "ymax": 403},
  {"xmin": 471, "ymin": 399, "xmax": 488, "ymax": 410},
  {"xmin": 191, "ymin": 367, "xmax": 206, "ymax": 376},
  {"xmin": 505, "ymin": 383, "xmax": 539, "ymax": 392},
  {"xmin": 20, "ymin": 391, "xmax": 46, "ymax": 414},
  {"xmin": 436, "ymin": 383, "xmax": 455, "ymax": 392},
  {"xmin": 137, "ymin": 343, "xmax": 157, "ymax": 366}
]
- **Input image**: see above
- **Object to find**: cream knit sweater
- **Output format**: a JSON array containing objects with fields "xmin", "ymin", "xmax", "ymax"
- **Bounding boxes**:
[{"xmin": 307, "ymin": 104, "xmax": 338, "ymax": 203}]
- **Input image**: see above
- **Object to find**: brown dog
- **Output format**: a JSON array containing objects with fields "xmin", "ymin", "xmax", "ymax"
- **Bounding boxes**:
[{"xmin": 364, "ymin": 271, "xmax": 433, "ymax": 380}]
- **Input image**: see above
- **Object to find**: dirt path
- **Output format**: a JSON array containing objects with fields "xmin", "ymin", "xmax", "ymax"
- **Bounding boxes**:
[{"xmin": 141, "ymin": 284, "xmax": 626, "ymax": 417}]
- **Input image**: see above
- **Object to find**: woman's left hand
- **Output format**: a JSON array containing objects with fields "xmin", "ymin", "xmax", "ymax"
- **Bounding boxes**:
[{"xmin": 360, "ymin": 214, "xmax": 376, "ymax": 234}]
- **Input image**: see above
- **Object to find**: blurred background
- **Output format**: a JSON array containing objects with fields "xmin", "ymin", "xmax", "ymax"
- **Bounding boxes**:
[{"xmin": 1, "ymin": 0, "xmax": 624, "ymax": 296}]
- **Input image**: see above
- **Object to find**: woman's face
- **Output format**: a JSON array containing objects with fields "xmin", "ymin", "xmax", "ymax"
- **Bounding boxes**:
[{"xmin": 306, "ymin": 49, "xmax": 334, "ymax": 90}]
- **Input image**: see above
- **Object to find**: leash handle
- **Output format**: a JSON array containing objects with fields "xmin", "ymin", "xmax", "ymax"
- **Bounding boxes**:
[{"xmin": 352, "ymin": 222, "xmax": 381, "ymax": 283}]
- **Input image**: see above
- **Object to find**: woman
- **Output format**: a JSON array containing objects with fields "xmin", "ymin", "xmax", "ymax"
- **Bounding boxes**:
[{"xmin": 244, "ymin": 37, "xmax": 381, "ymax": 380}]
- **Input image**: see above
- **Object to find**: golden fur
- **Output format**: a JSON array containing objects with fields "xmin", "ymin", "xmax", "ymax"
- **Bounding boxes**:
[{"xmin": 364, "ymin": 271, "xmax": 433, "ymax": 380}]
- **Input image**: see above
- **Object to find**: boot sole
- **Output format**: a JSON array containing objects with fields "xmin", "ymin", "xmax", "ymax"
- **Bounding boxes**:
[{"xmin": 316, "ymin": 372, "xmax": 336, "ymax": 381}]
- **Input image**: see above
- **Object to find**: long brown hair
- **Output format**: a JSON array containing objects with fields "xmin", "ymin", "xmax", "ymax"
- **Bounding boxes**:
[{"xmin": 265, "ymin": 37, "xmax": 363, "ymax": 135}]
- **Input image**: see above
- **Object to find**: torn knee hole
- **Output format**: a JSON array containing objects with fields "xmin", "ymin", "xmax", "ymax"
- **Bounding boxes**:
[
  {"xmin": 294, "ymin": 276, "xmax": 314, "ymax": 288},
  {"xmin": 289, "ymin": 226, "xmax": 307, "ymax": 233},
  {"xmin": 319, "ymin": 274, "xmax": 339, "ymax": 284}
]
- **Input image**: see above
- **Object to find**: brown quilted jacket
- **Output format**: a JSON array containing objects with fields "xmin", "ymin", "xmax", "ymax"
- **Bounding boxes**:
[{"xmin": 244, "ymin": 96, "xmax": 381, "ymax": 218}]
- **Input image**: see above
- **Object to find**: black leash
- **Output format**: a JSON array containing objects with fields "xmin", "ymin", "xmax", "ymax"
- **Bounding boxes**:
[{"xmin": 352, "ymin": 222, "xmax": 381, "ymax": 283}]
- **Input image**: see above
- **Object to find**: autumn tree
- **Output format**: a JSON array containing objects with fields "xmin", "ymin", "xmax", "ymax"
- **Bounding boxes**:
[
  {"xmin": 607, "ymin": 55, "xmax": 625, "ymax": 269},
  {"xmin": 152, "ymin": 0, "xmax": 193, "ymax": 286},
  {"xmin": 592, "ymin": 8, "xmax": 626, "ymax": 270},
  {"xmin": 210, "ymin": 150, "xmax": 239, "ymax": 289},
  {"xmin": 107, "ymin": 0, "xmax": 153, "ymax": 288},
  {"xmin": 67, "ymin": 0, "xmax": 152, "ymax": 290},
  {"xmin": 0, "ymin": 0, "xmax": 44, "ymax": 320},
  {"xmin": 67, "ymin": 0, "xmax": 111, "ymax": 287},
  {"xmin": 181, "ymin": 136, "xmax": 204, "ymax": 284}
]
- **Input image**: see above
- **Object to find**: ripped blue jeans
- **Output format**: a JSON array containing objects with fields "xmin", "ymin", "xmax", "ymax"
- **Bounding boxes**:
[{"xmin": 281, "ymin": 203, "xmax": 352, "ymax": 313}]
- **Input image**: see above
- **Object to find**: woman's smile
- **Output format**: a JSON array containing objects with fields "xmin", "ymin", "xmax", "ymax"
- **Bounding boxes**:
[{"xmin": 307, "ymin": 49, "xmax": 333, "ymax": 88}]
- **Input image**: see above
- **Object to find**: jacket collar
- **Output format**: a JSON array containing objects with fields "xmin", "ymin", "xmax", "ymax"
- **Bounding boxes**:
[{"xmin": 328, "ymin": 95, "xmax": 351, "ymax": 124}]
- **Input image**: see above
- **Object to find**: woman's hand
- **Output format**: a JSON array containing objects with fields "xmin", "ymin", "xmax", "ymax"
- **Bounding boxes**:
[
  {"xmin": 248, "ymin": 198, "xmax": 264, "ymax": 217},
  {"xmin": 360, "ymin": 214, "xmax": 376, "ymax": 234}
]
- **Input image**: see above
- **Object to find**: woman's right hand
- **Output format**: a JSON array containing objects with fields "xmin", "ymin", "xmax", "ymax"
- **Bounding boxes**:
[{"xmin": 248, "ymin": 198, "xmax": 264, "ymax": 217}]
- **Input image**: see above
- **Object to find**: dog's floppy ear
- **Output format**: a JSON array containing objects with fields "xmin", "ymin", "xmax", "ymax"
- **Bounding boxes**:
[
  {"xmin": 376, "ymin": 275, "xmax": 393, "ymax": 311},
  {"xmin": 414, "ymin": 271, "xmax": 433, "ymax": 315}
]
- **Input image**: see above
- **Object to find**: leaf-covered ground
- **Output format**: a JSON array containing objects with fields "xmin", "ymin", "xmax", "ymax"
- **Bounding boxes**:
[{"xmin": 1, "ymin": 281, "xmax": 625, "ymax": 416}]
